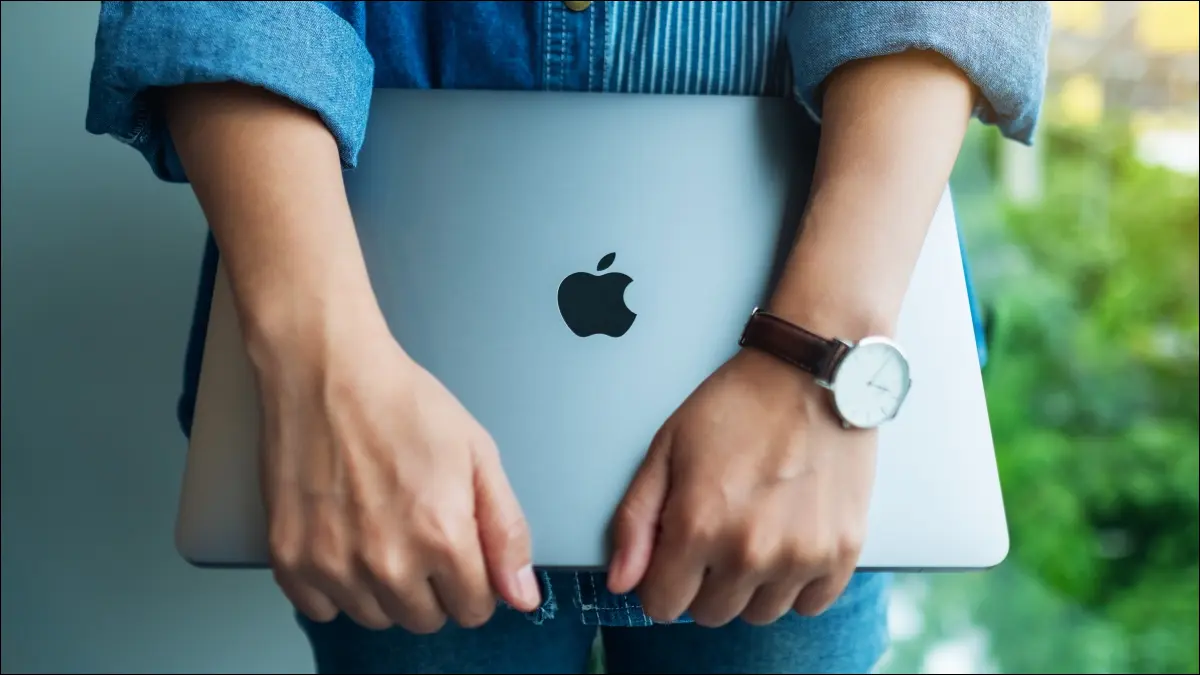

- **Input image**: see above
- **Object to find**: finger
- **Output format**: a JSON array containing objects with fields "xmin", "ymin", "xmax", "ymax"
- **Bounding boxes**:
[
  {"xmin": 320, "ymin": 583, "xmax": 393, "ymax": 630},
  {"xmin": 688, "ymin": 568, "xmax": 762, "ymax": 628},
  {"xmin": 607, "ymin": 429, "xmax": 673, "ymax": 595},
  {"xmin": 354, "ymin": 539, "xmax": 448, "ymax": 633},
  {"xmin": 430, "ymin": 537, "xmax": 498, "ymax": 629},
  {"xmin": 372, "ymin": 577, "xmax": 449, "ymax": 635},
  {"xmin": 793, "ymin": 571, "xmax": 853, "ymax": 617},
  {"xmin": 321, "ymin": 580, "xmax": 393, "ymax": 630},
  {"xmin": 740, "ymin": 577, "xmax": 808, "ymax": 625},
  {"xmin": 269, "ymin": 538, "xmax": 340, "ymax": 623},
  {"xmin": 635, "ymin": 496, "xmax": 709, "ymax": 623},
  {"xmin": 274, "ymin": 573, "xmax": 339, "ymax": 623},
  {"xmin": 305, "ymin": 557, "xmax": 394, "ymax": 630},
  {"xmin": 472, "ymin": 448, "xmax": 541, "ymax": 612},
  {"xmin": 268, "ymin": 526, "xmax": 339, "ymax": 623}
]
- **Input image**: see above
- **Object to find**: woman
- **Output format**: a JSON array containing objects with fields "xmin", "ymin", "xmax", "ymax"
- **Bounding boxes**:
[{"xmin": 87, "ymin": 2, "xmax": 1049, "ymax": 673}]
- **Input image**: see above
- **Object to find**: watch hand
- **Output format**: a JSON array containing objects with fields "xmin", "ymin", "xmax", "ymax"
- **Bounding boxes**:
[{"xmin": 867, "ymin": 361, "xmax": 889, "ymax": 388}]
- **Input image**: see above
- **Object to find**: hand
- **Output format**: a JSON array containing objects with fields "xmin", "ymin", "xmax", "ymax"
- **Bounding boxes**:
[
  {"xmin": 607, "ymin": 348, "xmax": 877, "ymax": 627},
  {"xmin": 256, "ymin": 319, "xmax": 541, "ymax": 632}
]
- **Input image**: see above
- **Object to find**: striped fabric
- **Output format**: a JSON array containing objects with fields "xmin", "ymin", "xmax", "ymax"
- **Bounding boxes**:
[{"xmin": 605, "ymin": 1, "xmax": 794, "ymax": 97}]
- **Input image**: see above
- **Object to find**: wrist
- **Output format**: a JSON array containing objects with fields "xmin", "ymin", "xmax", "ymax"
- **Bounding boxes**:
[
  {"xmin": 766, "ymin": 177, "xmax": 928, "ymax": 342},
  {"xmin": 730, "ymin": 347, "xmax": 845, "ymax": 428},
  {"xmin": 767, "ymin": 219, "xmax": 904, "ymax": 340},
  {"xmin": 765, "ymin": 289, "xmax": 896, "ymax": 342},
  {"xmin": 238, "ymin": 282, "xmax": 395, "ymax": 381}
]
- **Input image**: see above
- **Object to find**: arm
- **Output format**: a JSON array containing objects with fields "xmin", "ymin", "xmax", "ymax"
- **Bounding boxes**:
[
  {"xmin": 768, "ymin": 49, "xmax": 974, "ymax": 338},
  {"xmin": 164, "ymin": 83, "xmax": 387, "ymax": 373},
  {"xmin": 610, "ymin": 2, "xmax": 1050, "ymax": 625},
  {"xmin": 87, "ymin": 2, "xmax": 540, "ymax": 629},
  {"xmin": 775, "ymin": 1, "xmax": 1052, "ymax": 337},
  {"xmin": 88, "ymin": 0, "xmax": 376, "ymax": 433},
  {"xmin": 88, "ymin": 0, "xmax": 383, "ymax": 368}
]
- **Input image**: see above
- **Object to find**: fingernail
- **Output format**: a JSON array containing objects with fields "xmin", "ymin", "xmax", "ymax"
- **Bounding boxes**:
[{"xmin": 517, "ymin": 564, "xmax": 540, "ymax": 608}]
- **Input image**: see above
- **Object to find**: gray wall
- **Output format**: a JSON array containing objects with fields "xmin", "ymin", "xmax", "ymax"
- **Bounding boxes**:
[{"xmin": 1, "ymin": 3, "xmax": 310, "ymax": 673}]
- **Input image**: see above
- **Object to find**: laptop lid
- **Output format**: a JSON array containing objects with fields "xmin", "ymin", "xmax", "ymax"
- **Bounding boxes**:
[{"xmin": 177, "ymin": 90, "xmax": 1008, "ymax": 572}]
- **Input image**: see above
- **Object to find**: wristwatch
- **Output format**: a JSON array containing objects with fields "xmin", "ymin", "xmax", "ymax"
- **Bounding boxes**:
[{"xmin": 738, "ymin": 308, "xmax": 912, "ymax": 429}]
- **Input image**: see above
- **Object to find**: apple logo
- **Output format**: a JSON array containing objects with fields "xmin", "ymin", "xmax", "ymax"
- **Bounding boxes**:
[{"xmin": 557, "ymin": 252, "xmax": 637, "ymax": 338}]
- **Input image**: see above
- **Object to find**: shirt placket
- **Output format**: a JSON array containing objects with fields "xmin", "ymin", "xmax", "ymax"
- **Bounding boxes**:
[{"xmin": 542, "ymin": 1, "xmax": 607, "ymax": 92}]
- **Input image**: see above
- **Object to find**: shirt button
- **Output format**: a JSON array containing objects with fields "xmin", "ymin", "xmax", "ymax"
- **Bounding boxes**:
[{"xmin": 563, "ymin": 1, "xmax": 592, "ymax": 11}]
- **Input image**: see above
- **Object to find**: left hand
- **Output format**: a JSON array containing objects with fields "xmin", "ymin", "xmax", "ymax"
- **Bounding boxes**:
[{"xmin": 606, "ymin": 348, "xmax": 878, "ymax": 627}]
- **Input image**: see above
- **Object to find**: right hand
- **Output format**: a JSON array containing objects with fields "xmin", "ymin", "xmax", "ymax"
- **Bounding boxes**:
[{"xmin": 254, "ymin": 318, "xmax": 542, "ymax": 633}]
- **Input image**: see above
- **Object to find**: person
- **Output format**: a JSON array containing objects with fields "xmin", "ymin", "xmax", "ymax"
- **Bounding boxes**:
[{"xmin": 87, "ymin": 2, "xmax": 1049, "ymax": 673}]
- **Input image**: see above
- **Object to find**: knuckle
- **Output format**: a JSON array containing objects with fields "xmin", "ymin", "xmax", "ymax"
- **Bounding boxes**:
[
  {"xmin": 671, "ymin": 513, "xmax": 718, "ymax": 548},
  {"xmin": 268, "ymin": 537, "xmax": 304, "ymax": 575},
  {"xmin": 472, "ymin": 429, "xmax": 499, "ymax": 455},
  {"xmin": 356, "ymin": 548, "xmax": 411, "ymax": 588},
  {"xmin": 420, "ymin": 531, "xmax": 460, "ymax": 562},
  {"xmin": 797, "ymin": 546, "xmax": 829, "ymax": 571},
  {"xmin": 733, "ymin": 542, "xmax": 775, "ymax": 573},
  {"xmin": 789, "ymin": 530, "xmax": 842, "ymax": 570},
  {"xmin": 732, "ymin": 528, "xmax": 779, "ymax": 573},
  {"xmin": 496, "ymin": 514, "xmax": 531, "ymax": 550},
  {"xmin": 615, "ymin": 490, "xmax": 655, "ymax": 526},
  {"xmin": 773, "ymin": 545, "xmax": 815, "ymax": 575},
  {"xmin": 414, "ymin": 512, "xmax": 471, "ymax": 560},
  {"xmin": 837, "ymin": 533, "xmax": 864, "ymax": 562},
  {"xmin": 781, "ymin": 542, "xmax": 819, "ymax": 572},
  {"xmin": 308, "ymin": 547, "xmax": 352, "ymax": 586},
  {"xmin": 613, "ymin": 502, "xmax": 642, "ymax": 535}
]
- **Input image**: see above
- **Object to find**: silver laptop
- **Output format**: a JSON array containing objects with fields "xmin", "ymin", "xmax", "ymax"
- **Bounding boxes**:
[{"xmin": 177, "ymin": 89, "xmax": 1008, "ymax": 572}]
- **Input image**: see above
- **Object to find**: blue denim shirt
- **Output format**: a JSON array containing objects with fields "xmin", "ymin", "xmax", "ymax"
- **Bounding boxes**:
[{"xmin": 86, "ymin": 1, "xmax": 1049, "ymax": 628}]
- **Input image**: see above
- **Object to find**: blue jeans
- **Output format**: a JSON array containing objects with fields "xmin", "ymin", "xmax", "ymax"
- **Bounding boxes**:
[{"xmin": 298, "ymin": 571, "xmax": 891, "ymax": 674}]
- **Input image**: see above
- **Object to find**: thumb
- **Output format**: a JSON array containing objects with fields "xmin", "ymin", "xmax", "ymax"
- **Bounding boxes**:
[
  {"xmin": 473, "ymin": 450, "xmax": 542, "ymax": 613},
  {"xmin": 607, "ymin": 430, "xmax": 672, "ymax": 595}
]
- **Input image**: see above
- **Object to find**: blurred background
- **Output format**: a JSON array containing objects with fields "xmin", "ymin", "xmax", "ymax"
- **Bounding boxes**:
[
  {"xmin": 879, "ymin": 1, "xmax": 1200, "ymax": 672},
  {"xmin": 2, "ymin": 2, "xmax": 1197, "ymax": 673}
]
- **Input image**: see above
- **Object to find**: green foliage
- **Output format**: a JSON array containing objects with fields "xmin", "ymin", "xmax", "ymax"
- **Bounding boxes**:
[{"xmin": 884, "ymin": 123, "xmax": 1199, "ymax": 673}]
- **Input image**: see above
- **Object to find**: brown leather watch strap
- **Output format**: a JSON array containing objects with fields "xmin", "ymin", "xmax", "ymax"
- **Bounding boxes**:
[{"xmin": 738, "ymin": 309, "xmax": 848, "ymax": 382}]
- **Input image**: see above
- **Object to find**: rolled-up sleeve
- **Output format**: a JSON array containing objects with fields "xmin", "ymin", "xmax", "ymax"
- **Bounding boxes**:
[
  {"xmin": 787, "ymin": 1, "xmax": 1051, "ymax": 144},
  {"xmin": 86, "ymin": 1, "xmax": 374, "ymax": 182}
]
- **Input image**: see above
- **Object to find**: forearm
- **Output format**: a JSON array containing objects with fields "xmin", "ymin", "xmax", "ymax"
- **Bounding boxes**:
[
  {"xmin": 166, "ymin": 83, "xmax": 386, "ymax": 371},
  {"xmin": 770, "ymin": 50, "xmax": 975, "ymax": 338}
]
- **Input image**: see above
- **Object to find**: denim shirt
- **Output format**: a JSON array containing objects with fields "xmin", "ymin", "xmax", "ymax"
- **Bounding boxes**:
[{"xmin": 86, "ymin": 1, "xmax": 1049, "ymax": 628}]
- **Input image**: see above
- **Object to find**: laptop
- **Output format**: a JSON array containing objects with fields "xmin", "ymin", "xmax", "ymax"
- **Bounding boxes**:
[{"xmin": 176, "ymin": 89, "xmax": 1008, "ymax": 572}]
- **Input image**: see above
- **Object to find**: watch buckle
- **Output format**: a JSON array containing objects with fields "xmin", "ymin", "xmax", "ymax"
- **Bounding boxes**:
[{"xmin": 738, "ymin": 306, "xmax": 760, "ymax": 347}]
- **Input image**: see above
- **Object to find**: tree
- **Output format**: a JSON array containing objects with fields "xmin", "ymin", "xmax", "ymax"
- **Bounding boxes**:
[{"xmin": 883, "ymin": 123, "xmax": 1199, "ymax": 674}]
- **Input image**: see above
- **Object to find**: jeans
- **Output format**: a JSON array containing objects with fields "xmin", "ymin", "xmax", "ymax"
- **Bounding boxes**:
[{"xmin": 298, "ymin": 571, "xmax": 891, "ymax": 674}]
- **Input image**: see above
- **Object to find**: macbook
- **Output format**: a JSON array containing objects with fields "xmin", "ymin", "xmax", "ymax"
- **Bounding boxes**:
[{"xmin": 176, "ymin": 89, "xmax": 1009, "ymax": 572}]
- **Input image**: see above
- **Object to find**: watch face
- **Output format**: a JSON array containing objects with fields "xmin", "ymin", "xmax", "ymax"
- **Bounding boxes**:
[{"xmin": 830, "ymin": 337, "xmax": 911, "ymax": 429}]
